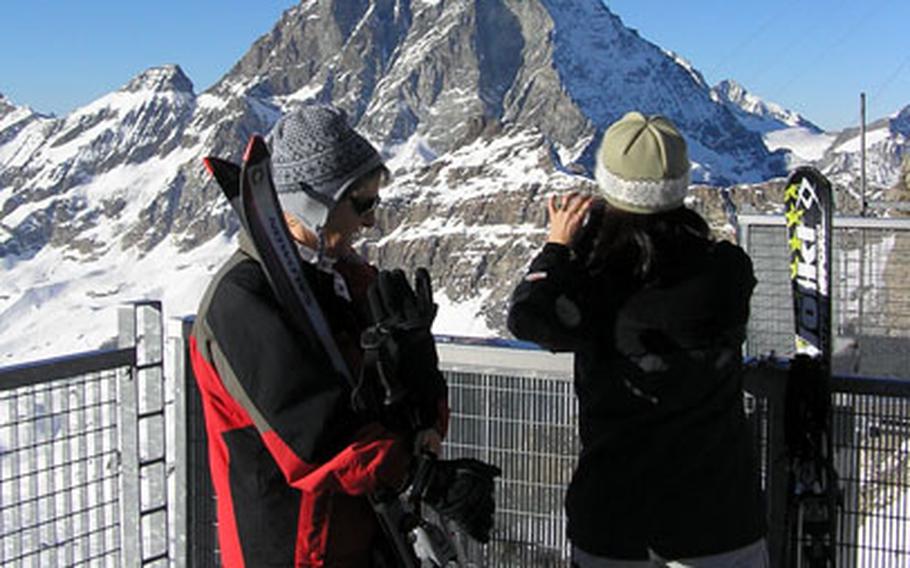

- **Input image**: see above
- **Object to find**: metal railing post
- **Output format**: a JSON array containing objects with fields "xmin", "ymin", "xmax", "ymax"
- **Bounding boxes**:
[
  {"xmin": 169, "ymin": 316, "xmax": 189, "ymax": 568},
  {"xmin": 117, "ymin": 306, "xmax": 142, "ymax": 567},
  {"xmin": 118, "ymin": 302, "xmax": 169, "ymax": 566}
]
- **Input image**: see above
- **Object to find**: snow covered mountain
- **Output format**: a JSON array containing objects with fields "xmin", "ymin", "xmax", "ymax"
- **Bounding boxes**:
[
  {"xmin": 712, "ymin": 79, "xmax": 909, "ymax": 197},
  {"xmin": 0, "ymin": 68, "xmax": 233, "ymax": 362},
  {"xmin": 0, "ymin": 96, "xmax": 56, "ymax": 181},
  {"xmin": 201, "ymin": 0, "xmax": 785, "ymax": 184},
  {"xmin": 0, "ymin": 0, "xmax": 903, "ymax": 363},
  {"xmin": 818, "ymin": 106, "xmax": 910, "ymax": 199},
  {"xmin": 712, "ymin": 79, "xmax": 835, "ymax": 164},
  {"xmin": 712, "ymin": 79, "xmax": 821, "ymax": 134}
]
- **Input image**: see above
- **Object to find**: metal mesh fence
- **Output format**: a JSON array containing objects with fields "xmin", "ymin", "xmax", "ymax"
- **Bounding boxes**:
[
  {"xmin": 0, "ymin": 303, "xmax": 171, "ymax": 568},
  {"xmin": 442, "ymin": 369, "xmax": 578, "ymax": 566},
  {"xmin": 0, "ymin": 368, "xmax": 126, "ymax": 567},
  {"xmin": 832, "ymin": 382, "xmax": 910, "ymax": 567},
  {"xmin": 742, "ymin": 215, "xmax": 910, "ymax": 565},
  {"xmin": 441, "ymin": 360, "xmax": 910, "ymax": 567},
  {"xmin": 742, "ymin": 221, "xmax": 793, "ymax": 357},
  {"xmin": 742, "ymin": 216, "xmax": 910, "ymax": 379}
]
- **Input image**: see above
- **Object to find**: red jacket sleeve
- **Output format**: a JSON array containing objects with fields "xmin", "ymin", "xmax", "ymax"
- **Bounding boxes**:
[{"xmin": 268, "ymin": 422, "xmax": 410, "ymax": 496}]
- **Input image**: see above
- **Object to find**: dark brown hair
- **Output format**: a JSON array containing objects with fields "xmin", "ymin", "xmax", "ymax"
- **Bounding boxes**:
[{"xmin": 575, "ymin": 201, "xmax": 712, "ymax": 286}]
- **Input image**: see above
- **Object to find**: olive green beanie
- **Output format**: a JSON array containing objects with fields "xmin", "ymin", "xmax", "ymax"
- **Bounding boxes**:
[{"xmin": 594, "ymin": 111, "xmax": 691, "ymax": 214}]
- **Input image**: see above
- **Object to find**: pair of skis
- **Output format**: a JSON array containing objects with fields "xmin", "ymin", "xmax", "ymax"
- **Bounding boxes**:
[
  {"xmin": 204, "ymin": 137, "xmax": 470, "ymax": 567},
  {"xmin": 783, "ymin": 166, "xmax": 839, "ymax": 567}
]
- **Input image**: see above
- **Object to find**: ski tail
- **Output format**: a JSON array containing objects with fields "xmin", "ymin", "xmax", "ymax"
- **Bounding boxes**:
[
  {"xmin": 203, "ymin": 156, "xmax": 247, "ymax": 230},
  {"xmin": 784, "ymin": 166, "xmax": 839, "ymax": 567}
]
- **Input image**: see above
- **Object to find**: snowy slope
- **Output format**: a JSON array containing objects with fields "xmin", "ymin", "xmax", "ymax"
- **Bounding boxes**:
[
  {"xmin": 0, "ymin": 230, "xmax": 233, "ymax": 364},
  {"xmin": 764, "ymin": 127, "xmax": 836, "ymax": 162}
]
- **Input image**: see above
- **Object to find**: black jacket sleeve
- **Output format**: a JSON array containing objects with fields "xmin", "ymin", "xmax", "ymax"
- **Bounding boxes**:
[{"xmin": 507, "ymin": 243, "xmax": 592, "ymax": 352}]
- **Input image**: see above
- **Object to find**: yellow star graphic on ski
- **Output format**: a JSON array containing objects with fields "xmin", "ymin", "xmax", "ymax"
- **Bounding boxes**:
[
  {"xmin": 785, "ymin": 204, "xmax": 804, "ymax": 228},
  {"xmin": 784, "ymin": 182, "xmax": 800, "ymax": 202}
]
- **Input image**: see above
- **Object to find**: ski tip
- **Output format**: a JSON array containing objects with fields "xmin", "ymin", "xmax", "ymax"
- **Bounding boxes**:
[
  {"xmin": 202, "ymin": 157, "xmax": 215, "ymax": 176},
  {"xmin": 787, "ymin": 166, "xmax": 832, "ymax": 190},
  {"xmin": 243, "ymin": 135, "xmax": 269, "ymax": 163},
  {"xmin": 790, "ymin": 165, "xmax": 823, "ymax": 177}
]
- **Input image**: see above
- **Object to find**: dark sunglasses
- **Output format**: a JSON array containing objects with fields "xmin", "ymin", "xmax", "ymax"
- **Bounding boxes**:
[{"xmin": 349, "ymin": 193, "xmax": 381, "ymax": 216}]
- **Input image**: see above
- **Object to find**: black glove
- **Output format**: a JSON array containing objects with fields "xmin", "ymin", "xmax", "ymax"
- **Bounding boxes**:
[
  {"xmin": 359, "ymin": 268, "xmax": 444, "ymax": 430},
  {"xmin": 413, "ymin": 456, "xmax": 501, "ymax": 543}
]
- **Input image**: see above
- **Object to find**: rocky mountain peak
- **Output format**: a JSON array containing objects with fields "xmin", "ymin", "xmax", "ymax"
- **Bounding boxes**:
[
  {"xmin": 713, "ymin": 79, "xmax": 821, "ymax": 133},
  {"xmin": 714, "ymin": 80, "xmax": 749, "ymax": 103},
  {"xmin": 0, "ymin": 94, "xmax": 47, "ymax": 125},
  {"xmin": 121, "ymin": 64, "xmax": 195, "ymax": 96},
  {"xmin": 210, "ymin": 0, "xmax": 783, "ymax": 184}
]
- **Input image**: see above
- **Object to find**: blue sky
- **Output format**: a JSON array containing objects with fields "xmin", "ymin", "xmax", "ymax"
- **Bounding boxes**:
[
  {"xmin": 608, "ymin": 0, "xmax": 909, "ymax": 130},
  {"xmin": 0, "ymin": 1, "xmax": 293, "ymax": 113},
  {"xmin": 1, "ymin": 1, "xmax": 907, "ymax": 132}
]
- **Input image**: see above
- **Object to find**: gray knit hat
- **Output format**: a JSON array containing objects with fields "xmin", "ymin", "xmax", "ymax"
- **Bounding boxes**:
[
  {"xmin": 268, "ymin": 104, "xmax": 384, "ymax": 230},
  {"xmin": 594, "ymin": 111, "xmax": 690, "ymax": 214}
]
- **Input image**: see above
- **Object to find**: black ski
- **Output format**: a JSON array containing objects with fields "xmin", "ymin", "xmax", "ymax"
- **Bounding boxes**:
[
  {"xmin": 784, "ymin": 166, "xmax": 839, "ymax": 567},
  {"xmin": 203, "ymin": 157, "xmax": 246, "ymax": 230},
  {"xmin": 204, "ymin": 139, "xmax": 462, "ymax": 567}
]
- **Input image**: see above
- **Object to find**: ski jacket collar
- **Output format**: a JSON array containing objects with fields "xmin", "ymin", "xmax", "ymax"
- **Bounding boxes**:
[{"xmin": 238, "ymin": 228, "xmax": 353, "ymax": 302}]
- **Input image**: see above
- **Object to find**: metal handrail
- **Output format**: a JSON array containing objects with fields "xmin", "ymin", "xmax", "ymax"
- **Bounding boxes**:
[
  {"xmin": 831, "ymin": 374, "xmax": 910, "ymax": 396},
  {"xmin": 742, "ymin": 357, "xmax": 910, "ymax": 398},
  {"xmin": 738, "ymin": 214, "xmax": 910, "ymax": 230},
  {"xmin": 0, "ymin": 347, "xmax": 135, "ymax": 390}
]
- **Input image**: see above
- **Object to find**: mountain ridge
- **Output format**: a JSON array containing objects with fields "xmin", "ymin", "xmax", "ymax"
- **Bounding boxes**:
[
  {"xmin": 712, "ymin": 79, "xmax": 821, "ymax": 133},
  {"xmin": 0, "ymin": 0, "xmax": 907, "ymax": 363}
]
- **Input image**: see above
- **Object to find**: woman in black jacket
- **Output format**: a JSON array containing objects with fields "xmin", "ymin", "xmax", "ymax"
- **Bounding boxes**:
[{"xmin": 508, "ymin": 112, "xmax": 768, "ymax": 567}]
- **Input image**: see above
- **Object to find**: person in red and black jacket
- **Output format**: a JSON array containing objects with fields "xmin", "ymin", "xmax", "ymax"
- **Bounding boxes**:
[{"xmin": 190, "ymin": 104, "xmax": 498, "ymax": 568}]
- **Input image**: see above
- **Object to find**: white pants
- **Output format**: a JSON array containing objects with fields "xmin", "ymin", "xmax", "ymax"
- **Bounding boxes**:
[{"xmin": 572, "ymin": 538, "xmax": 770, "ymax": 568}]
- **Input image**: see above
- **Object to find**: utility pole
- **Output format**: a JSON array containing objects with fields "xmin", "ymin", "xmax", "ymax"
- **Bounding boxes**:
[
  {"xmin": 858, "ymin": 93, "xmax": 867, "ymax": 340},
  {"xmin": 861, "ymin": 92, "xmax": 867, "ymax": 216}
]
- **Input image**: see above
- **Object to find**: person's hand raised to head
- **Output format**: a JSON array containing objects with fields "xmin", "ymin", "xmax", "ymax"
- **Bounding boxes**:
[{"xmin": 547, "ymin": 192, "xmax": 594, "ymax": 246}]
